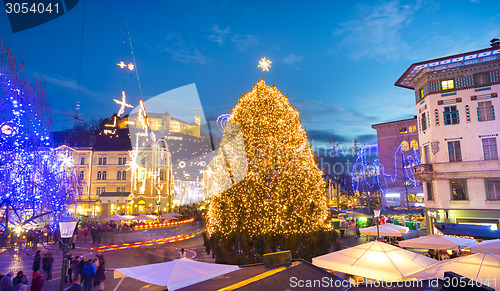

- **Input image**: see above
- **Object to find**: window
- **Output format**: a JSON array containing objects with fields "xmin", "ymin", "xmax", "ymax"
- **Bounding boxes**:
[
  {"xmin": 448, "ymin": 141, "xmax": 462, "ymax": 162},
  {"xmin": 101, "ymin": 187, "xmax": 105, "ymax": 193},
  {"xmin": 410, "ymin": 140, "xmax": 418, "ymax": 150},
  {"xmin": 424, "ymin": 145, "xmax": 431, "ymax": 164},
  {"xmin": 118, "ymin": 157, "xmax": 126, "ymax": 165},
  {"xmin": 419, "ymin": 88, "xmax": 424, "ymax": 100},
  {"xmin": 96, "ymin": 187, "xmax": 101, "ymax": 195},
  {"xmin": 102, "ymin": 171, "xmax": 107, "ymax": 180},
  {"xmin": 118, "ymin": 157, "xmax": 122, "ymax": 165},
  {"xmin": 400, "ymin": 127, "xmax": 408, "ymax": 134},
  {"xmin": 401, "ymin": 141, "xmax": 409, "ymax": 151},
  {"xmin": 79, "ymin": 171, "xmax": 84, "ymax": 180},
  {"xmin": 117, "ymin": 171, "xmax": 122, "ymax": 180},
  {"xmin": 474, "ymin": 73, "xmax": 490, "ymax": 87},
  {"xmin": 97, "ymin": 171, "xmax": 102, "ymax": 180},
  {"xmin": 98, "ymin": 157, "xmax": 102, "ymax": 165},
  {"xmin": 121, "ymin": 187, "xmax": 125, "ymax": 192},
  {"xmin": 478, "ymin": 101, "xmax": 495, "ymax": 121},
  {"xmin": 426, "ymin": 181, "xmax": 433, "ymax": 201},
  {"xmin": 486, "ymin": 180, "xmax": 500, "ymax": 200},
  {"xmin": 441, "ymin": 79, "xmax": 455, "ymax": 91},
  {"xmin": 103, "ymin": 157, "xmax": 107, "ymax": 165},
  {"xmin": 116, "ymin": 187, "xmax": 121, "ymax": 192},
  {"xmin": 80, "ymin": 157, "xmax": 85, "ymax": 165},
  {"xmin": 409, "ymin": 126, "xmax": 416, "ymax": 133},
  {"xmin": 122, "ymin": 171, "xmax": 126, "ymax": 180},
  {"xmin": 443, "ymin": 106, "xmax": 459, "ymax": 125},
  {"xmin": 160, "ymin": 170, "xmax": 165, "ymax": 180},
  {"xmin": 421, "ymin": 113, "xmax": 427, "ymax": 131},
  {"xmin": 482, "ymin": 138, "xmax": 498, "ymax": 160},
  {"xmin": 450, "ymin": 180, "xmax": 468, "ymax": 200}
]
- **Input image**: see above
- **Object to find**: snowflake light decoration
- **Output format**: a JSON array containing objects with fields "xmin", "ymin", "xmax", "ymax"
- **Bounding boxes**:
[{"xmin": 258, "ymin": 57, "xmax": 272, "ymax": 72}]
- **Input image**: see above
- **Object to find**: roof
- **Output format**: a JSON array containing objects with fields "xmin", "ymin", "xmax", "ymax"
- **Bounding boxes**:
[
  {"xmin": 178, "ymin": 259, "xmax": 346, "ymax": 291},
  {"xmin": 435, "ymin": 223, "xmax": 500, "ymax": 239},
  {"xmin": 371, "ymin": 116, "xmax": 417, "ymax": 129},
  {"xmin": 395, "ymin": 46, "xmax": 500, "ymax": 89}
]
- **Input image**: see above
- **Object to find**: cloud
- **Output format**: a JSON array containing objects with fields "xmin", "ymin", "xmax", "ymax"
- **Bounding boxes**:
[
  {"xmin": 231, "ymin": 34, "xmax": 258, "ymax": 51},
  {"xmin": 283, "ymin": 54, "xmax": 304, "ymax": 65},
  {"xmin": 208, "ymin": 24, "xmax": 230, "ymax": 44},
  {"xmin": 292, "ymin": 99, "xmax": 344, "ymax": 122},
  {"xmin": 35, "ymin": 74, "xmax": 108, "ymax": 99},
  {"xmin": 333, "ymin": 0, "xmax": 421, "ymax": 61},
  {"xmin": 153, "ymin": 34, "xmax": 212, "ymax": 65}
]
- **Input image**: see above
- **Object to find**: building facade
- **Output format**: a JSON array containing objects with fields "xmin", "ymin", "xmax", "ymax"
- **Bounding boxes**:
[
  {"xmin": 372, "ymin": 117, "xmax": 424, "ymax": 207},
  {"xmin": 396, "ymin": 43, "xmax": 500, "ymax": 234}
]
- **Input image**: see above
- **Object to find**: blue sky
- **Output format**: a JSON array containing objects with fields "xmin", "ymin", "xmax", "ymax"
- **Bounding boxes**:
[{"xmin": 1, "ymin": 0, "xmax": 499, "ymax": 150}]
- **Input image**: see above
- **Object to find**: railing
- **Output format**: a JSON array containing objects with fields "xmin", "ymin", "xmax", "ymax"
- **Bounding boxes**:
[{"xmin": 133, "ymin": 218, "xmax": 194, "ymax": 230}]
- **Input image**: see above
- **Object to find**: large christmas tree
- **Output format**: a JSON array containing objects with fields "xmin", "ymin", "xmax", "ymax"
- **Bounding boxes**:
[{"xmin": 204, "ymin": 79, "xmax": 334, "ymax": 264}]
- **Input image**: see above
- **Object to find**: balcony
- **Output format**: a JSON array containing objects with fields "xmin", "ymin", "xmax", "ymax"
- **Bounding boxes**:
[{"xmin": 413, "ymin": 164, "xmax": 433, "ymax": 181}]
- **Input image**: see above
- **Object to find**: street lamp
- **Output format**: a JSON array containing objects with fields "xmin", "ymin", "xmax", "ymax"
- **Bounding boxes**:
[
  {"xmin": 58, "ymin": 217, "xmax": 78, "ymax": 291},
  {"xmin": 373, "ymin": 209, "xmax": 381, "ymax": 241}
]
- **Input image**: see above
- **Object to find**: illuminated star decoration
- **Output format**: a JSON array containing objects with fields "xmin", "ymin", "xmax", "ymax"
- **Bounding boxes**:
[
  {"xmin": 113, "ymin": 91, "xmax": 134, "ymax": 117},
  {"xmin": 117, "ymin": 61, "xmax": 135, "ymax": 71},
  {"xmin": 127, "ymin": 63, "xmax": 135, "ymax": 71},
  {"xmin": 258, "ymin": 57, "xmax": 272, "ymax": 72}
]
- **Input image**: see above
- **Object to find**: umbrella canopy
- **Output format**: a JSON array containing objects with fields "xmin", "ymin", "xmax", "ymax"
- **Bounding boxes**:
[
  {"xmin": 114, "ymin": 258, "xmax": 240, "ymax": 290},
  {"xmin": 406, "ymin": 252, "xmax": 500, "ymax": 281},
  {"xmin": 360, "ymin": 225, "xmax": 403, "ymax": 237},
  {"xmin": 398, "ymin": 234, "xmax": 477, "ymax": 250},
  {"xmin": 381, "ymin": 223, "xmax": 409, "ymax": 233},
  {"xmin": 134, "ymin": 214, "xmax": 156, "ymax": 221},
  {"xmin": 471, "ymin": 239, "xmax": 500, "ymax": 255},
  {"xmin": 102, "ymin": 214, "xmax": 128, "ymax": 221},
  {"xmin": 312, "ymin": 241, "xmax": 437, "ymax": 281},
  {"xmin": 168, "ymin": 212, "xmax": 182, "ymax": 217},
  {"xmin": 160, "ymin": 213, "xmax": 179, "ymax": 220}
]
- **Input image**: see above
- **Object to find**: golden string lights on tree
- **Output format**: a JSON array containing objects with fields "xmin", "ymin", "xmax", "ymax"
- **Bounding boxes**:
[{"xmin": 206, "ymin": 78, "xmax": 331, "ymax": 238}]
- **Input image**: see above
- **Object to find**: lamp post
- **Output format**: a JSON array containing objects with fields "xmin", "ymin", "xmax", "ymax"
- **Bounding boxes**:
[
  {"xmin": 58, "ymin": 217, "xmax": 78, "ymax": 291},
  {"xmin": 374, "ymin": 209, "xmax": 381, "ymax": 241}
]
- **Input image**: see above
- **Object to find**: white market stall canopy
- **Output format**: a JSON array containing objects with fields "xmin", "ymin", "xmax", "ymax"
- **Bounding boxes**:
[
  {"xmin": 471, "ymin": 239, "xmax": 500, "ymax": 255},
  {"xmin": 312, "ymin": 241, "xmax": 437, "ymax": 281},
  {"xmin": 168, "ymin": 212, "xmax": 182, "ymax": 217},
  {"xmin": 133, "ymin": 214, "xmax": 157, "ymax": 221},
  {"xmin": 398, "ymin": 234, "xmax": 476, "ymax": 250},
  {"xmin": 360, "ymin": 225, "xmax": 404, "ymax": 237},
  {"xmin": 102, "ymin": 214, "xmax": 128, "ymax": 221},
  {"xmin": 405, "ymin": 252, "xmax": 500, "ymax": 281},
  {"xmin": 160, "ymin": 213, "xmax": 179, "ymax": 220},
  {"xmin": 114, "ymin": 258, "xmax": 240, "ymax": 290},
  {"xmin": 381, "ymin": 223, "xmax": 409, "ymax": 233}
]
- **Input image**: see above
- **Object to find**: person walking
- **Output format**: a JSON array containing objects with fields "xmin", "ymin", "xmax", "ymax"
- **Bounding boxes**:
[
  {"xmin": 0, "ymin": 271, "xmax": 14, "ymax": 291},
  {"xmin": 67, "ymin": 279, "xmax": 83, "ymax": 291},
  {"xmin": 72, "ymin": 232, "xmax": 77, "ymax": 249},
  {"xmin": 66, "ymin": 254, "xmax": 73, "ymax": 283},
  {"xmin": 30, "ymin": 272, "xmax": 43, "ymax": 291},
  {"xmin": 355, "ymin": 222, "xmax": 361, "ymax": 238},
  {"xmin": 94, "ymin": 261, "xmax": 106, "ymax": 291},
  {"xmin": 81, "ymin": 260, "xmax": 96, "ymax": 291},
  {"xmin": 32, "ymin": 251, "xmax": 41, "ymax": 273},
  {"xmin": 177, "ymin": 248, "xmax": 186, "ymax": 259},
  {"xmin": 71, "ymin": 256, "xmax": 80, "ymax": 283}
]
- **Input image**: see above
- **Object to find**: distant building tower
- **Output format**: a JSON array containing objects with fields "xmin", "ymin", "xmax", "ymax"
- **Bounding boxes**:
[
  {"xmin": 396, "ymin": 44, "xmax": 500, "ymax": 234},
  {"xmin": 372, "ymin": 117, "xmax": 423, "ymax": 207}
]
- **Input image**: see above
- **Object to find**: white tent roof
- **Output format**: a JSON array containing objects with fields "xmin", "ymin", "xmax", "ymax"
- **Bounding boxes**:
[
  {"xmin": 312, "ymin": 241, "xmax": 437, "ymax": 281},
  {"xmin": 471, "ymin": 239, "xmax": 500, "ymax": 255},
  {"xmin": 406, "ymin": 252, "xmax": 500, "ymax": 281},
  {"xmin": 133, "ymin": 214, "xmax": 156, "ymax": 221},
  {"xmin": 360, "ymin": 225, "xmax": 403, "ymax": 237},
  {"xmin": 160, "ymin": 213, "xmax": 179, "ymax": 220},
  {"xmin": 168, "ymin": 212, "xmax": 182, "ymax": 217},
  {"xmin": 398, "ymin": 234, "xmax": 476, "ymax": 250},
  {"xmin": 381, "ymin": 223, "xmax": 409, "ymax": 233},
  {"xmin": 114, "ymin": 258, "xmax": 240, "ymax": 290},
  {"xmin": 102, "ymin": 214, "xmax": 128, "ymax": 221}
]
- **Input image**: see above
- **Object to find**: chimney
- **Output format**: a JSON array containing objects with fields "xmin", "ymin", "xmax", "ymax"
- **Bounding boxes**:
[{"xmin": 491, "ymin": 38, "xmax": 500, "ymax": 48}]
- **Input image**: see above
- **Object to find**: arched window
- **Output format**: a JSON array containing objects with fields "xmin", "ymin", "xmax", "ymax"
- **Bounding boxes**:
[
  {"xmin": 122, "ymin": 171, "xmax": 126, "ymax": 180},
  {"xmin": 410, "ymin": 140, "xmax": 419, "ymax": 150},
  {"xmin": 97, "ymin": 171, "xmax": 102, "ymax": 180},
  {"xmin": 401, "ymin": 141, "xmax": 409, "ymax": 151},
  {"xmin": 102, "ymin": 171, "xmax": 107, "ymax": 180},
  {"xmin": 117, "ymin": 171, "xmax": 122, "ymax": 180}
]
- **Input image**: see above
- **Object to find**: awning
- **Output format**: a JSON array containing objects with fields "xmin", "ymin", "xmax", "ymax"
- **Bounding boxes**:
[
  {"xmin": 398, "ymin": 234, "xmax": 476, "ymax": 250},
  {"xmin": 435, "ymin": 223, "xmax": 500, "ymax": 239}
]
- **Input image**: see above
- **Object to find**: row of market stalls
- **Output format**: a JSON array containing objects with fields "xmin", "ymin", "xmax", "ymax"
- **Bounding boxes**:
[
  {"xmin": 113, "ymin": 225, "xmax": 500, "ymax": 290},
  {"xmin": 101, "ymin": 213, "xmax": 182, "ymax": 221}
]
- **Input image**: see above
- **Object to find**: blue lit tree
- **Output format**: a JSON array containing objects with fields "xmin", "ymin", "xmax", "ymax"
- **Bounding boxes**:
[{"xmin": 0, "ymin": 46, "xmax": 78, "ymax": 242}]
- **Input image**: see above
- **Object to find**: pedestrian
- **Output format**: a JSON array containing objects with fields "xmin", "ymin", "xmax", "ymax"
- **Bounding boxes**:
[
  {"xmin": 67, "ymin": 279, "xmax": 83, "ymax": 291},
  {"xmin": 72, "ymin": 232, "xmax": 77, "ymax": 249},
  {"xmin": 30, "ymin": 272, "xmax": 43, "ymax": 291},
  {"xmin": 177, "ymin": 248, "xmax": 186, "ymax": 259},
  {"xmin": 81, "ymin": 259, "xmax": 96, "ymax": 291},
  {"xmin": 355, "ymin": 222, "xmax": 361, "ymax": 237},
  {"xmin": 0, "ymin": 271, "xmax": 14, "ymax": 291},
  {"xmin": 42, "ymin": 252, "xmax": 54, "ymax": 280},
  {"xmin": 12, "ymin": 271, "xmax": 28, "ymax": 286},
  {"xmin": 66, "ymin": 254, "xmax": 73, "ymax": 283},
  {"xmin": 77, "ymin": 256, "xmax": 86, "ymax": 282},
  {"xmin": 94, "ymin": 261, "xmax": 106, "ymax": 291},
  {"xmin": 72, "ymin": 256, "xmax": 81, "ymax": 282},
  {"xmin": 32, "ymin": 251, "xmax": 41, "ymax": 273}
]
